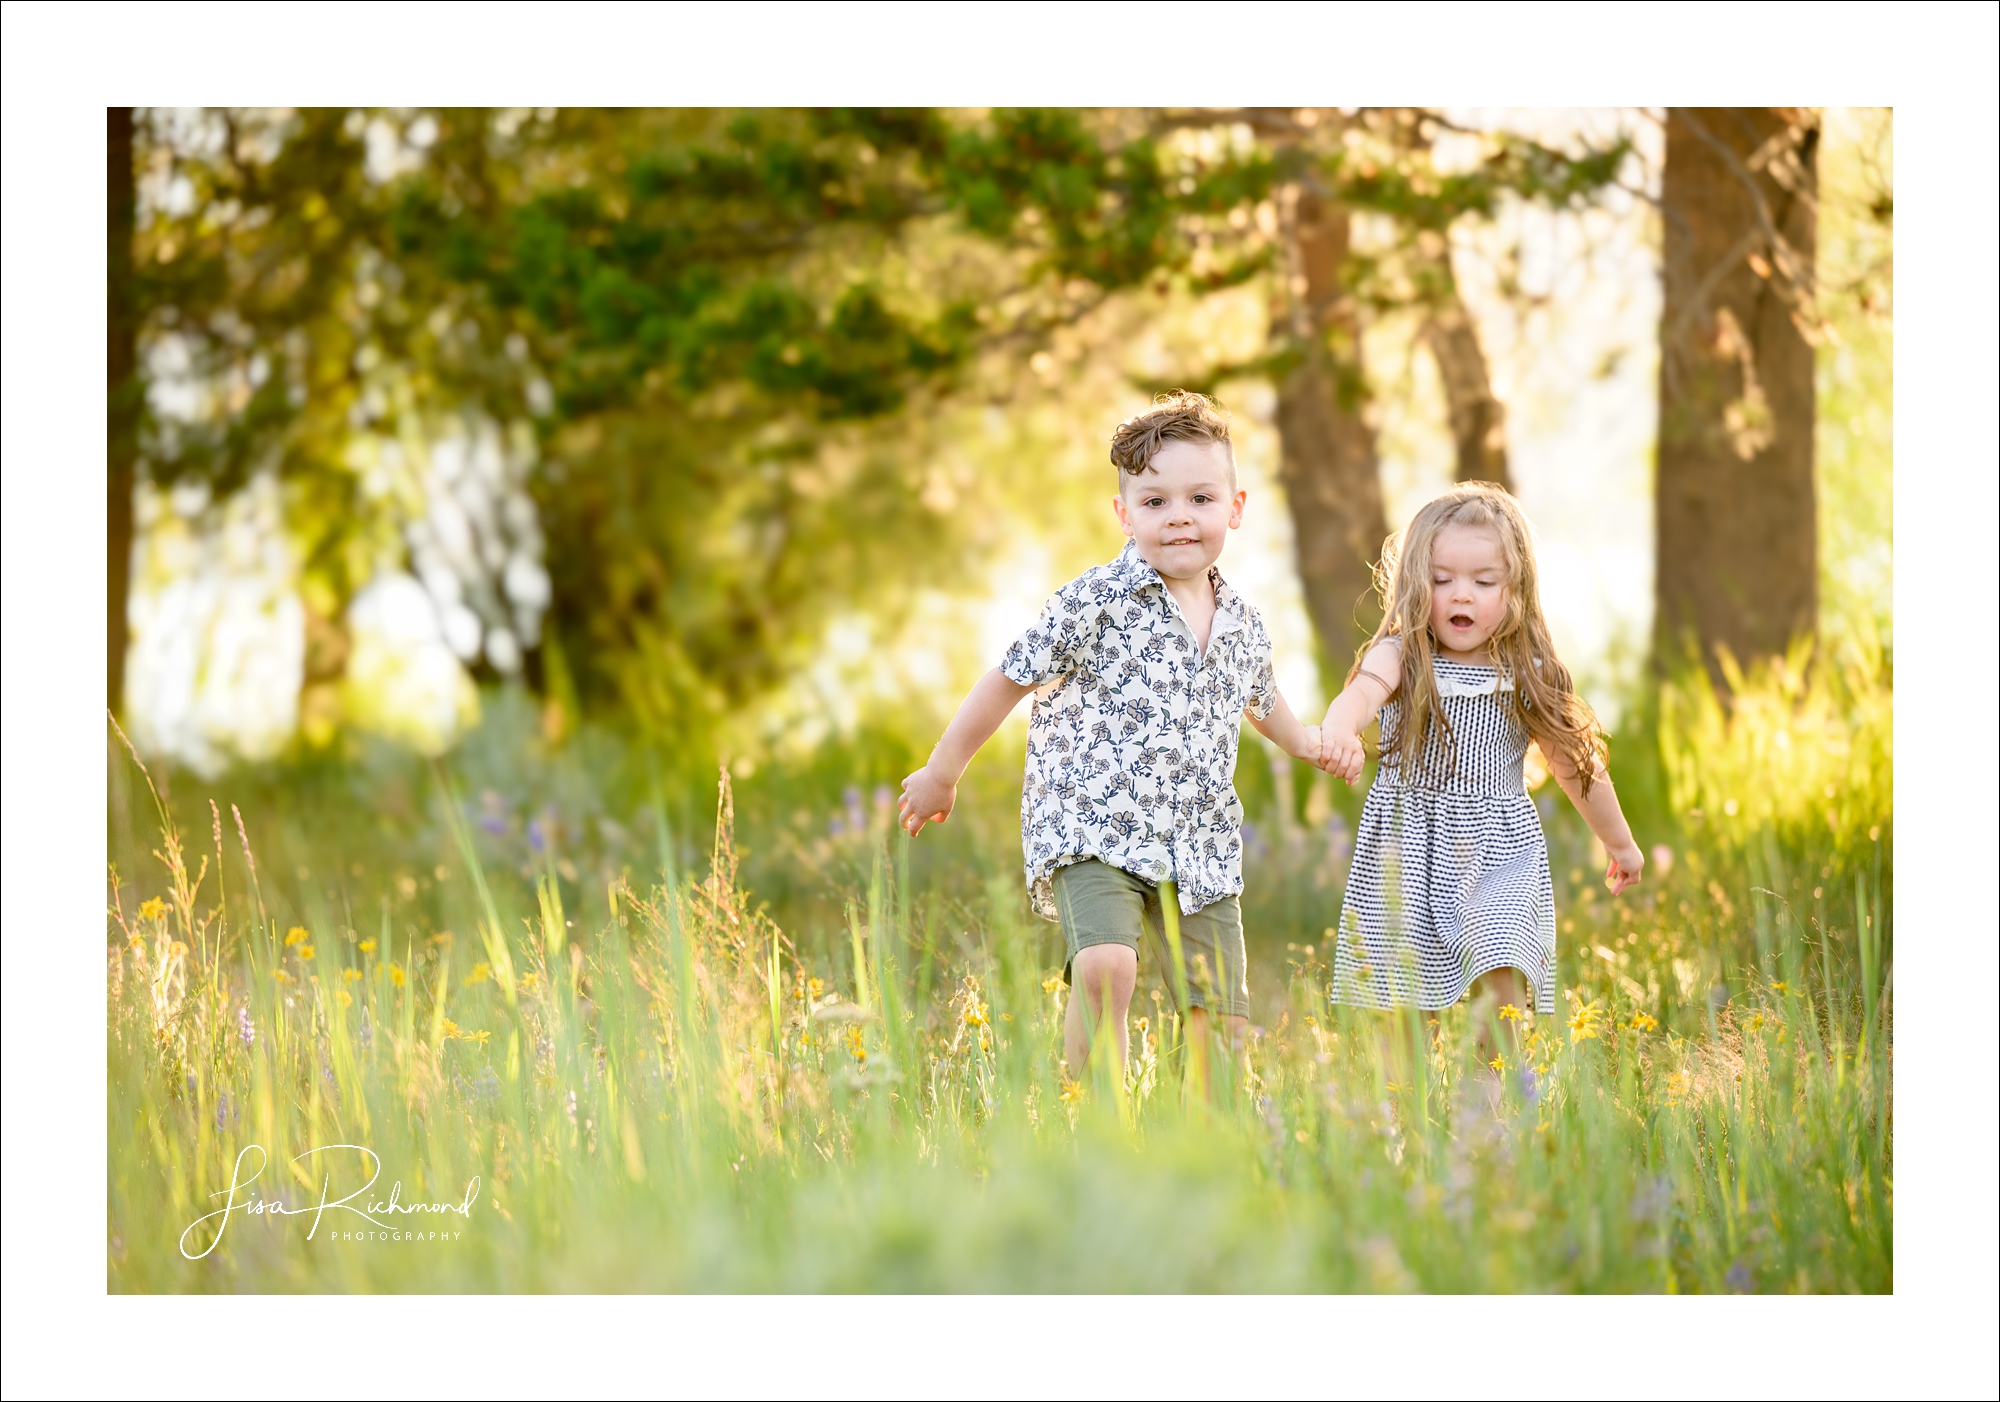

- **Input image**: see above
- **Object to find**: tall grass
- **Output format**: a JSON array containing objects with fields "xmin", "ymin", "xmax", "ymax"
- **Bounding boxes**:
[{"xmin": 107, "ymin": 648, "xmax": 1892, "ymax": 1293}]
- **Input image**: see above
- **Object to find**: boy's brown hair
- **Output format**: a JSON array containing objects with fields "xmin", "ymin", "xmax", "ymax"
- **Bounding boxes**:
[{"xmin": 1109, "ymin": 389, "xmax": 1235, "ymax": 491}]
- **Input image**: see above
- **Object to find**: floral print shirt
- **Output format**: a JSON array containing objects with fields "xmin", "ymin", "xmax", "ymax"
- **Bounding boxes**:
[{"xmin": 1001, "ymin": 540, "xmax": 1278, "ymax": 921}]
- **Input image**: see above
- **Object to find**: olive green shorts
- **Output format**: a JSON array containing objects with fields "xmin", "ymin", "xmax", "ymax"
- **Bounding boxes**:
[{"xmin": 1052, "ymin": 859, "xmax": 1250, "ymax": 1020}]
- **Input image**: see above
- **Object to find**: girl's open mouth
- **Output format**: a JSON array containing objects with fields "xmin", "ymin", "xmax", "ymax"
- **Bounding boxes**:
[{"xmin": 1449, "ymin": 612, "xmax": 1474, "ymax": 628}]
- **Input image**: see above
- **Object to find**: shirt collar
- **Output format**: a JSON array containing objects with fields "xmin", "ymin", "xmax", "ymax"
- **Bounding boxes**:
[{"xmin": 1111, "ymin": 540, "xmax": 1248, "ymax": 629}]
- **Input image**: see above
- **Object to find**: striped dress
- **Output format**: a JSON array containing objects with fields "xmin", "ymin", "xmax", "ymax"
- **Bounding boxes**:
[{"xmin": 1330, "ymin": 652, "xmax": 1557, "ymax": 1015}]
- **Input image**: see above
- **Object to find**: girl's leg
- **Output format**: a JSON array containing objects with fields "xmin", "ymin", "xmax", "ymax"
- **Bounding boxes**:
[
  {"xmin": 1065, "ymin": 943, "xmax": 1138, "ymax": 1083},
  {"xmin": 1373, "ymin": 1008, "xmax": 1437, "ymax": 1090},
  {"xmin": 1466, "ymin": 965, "xmax": 1531, "ymax": 1074}
]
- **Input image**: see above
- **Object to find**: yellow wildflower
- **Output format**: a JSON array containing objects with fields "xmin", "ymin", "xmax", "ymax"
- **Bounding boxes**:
[
  {"xmin": 1746, "ymin": 1011, "xmax": 1766, "ymax": 1032},
  {"xmin": 845, "ymin": 1024, "xmax": 866, "ymax": 1062},
  {"xmin": 138, "ymin": 897, "xmax": 167, "ymax": 922},
  {"xmin": 808, "ymin": 977, "xmax": 824, "ymax": 1000},
  {"xmin": 343, "ymin": 967, "xmax": 362, "ymax": 984},
  {"xmin": 1769, "ymin": 981, "xmax": 1790, "ymax": 995},
  {"xmin": 1568, "ymin": 1000, "xmax": 1605, "ymax": 1043},
  {"xmin": 297, "ymin": 944, "xmax": 315, "ymax": 961},
  {"xmin": 441, "ymin": 1018, "xmax": 460, "ymax": 1038},
  {"xmin": 464, "ymin": 961, "xmax": 492, "ymax": 986},
  {"xmin": 1666, "ymin": 1068, "xmax": 1693, "ymax": 1103},
  {"xmin": 387, "ymin": 963, "xmax": 406, "ymax": 988},
  {"xmin": 284, "ymin": 926, "xmax": 308, "ymax": 947},
  {"xmin": 1489, "ymin": 1056, "xmax": 1505, "ymax": 1072},
  {"xmin": 359, "ymin": 939, "xmax": 377, "ymax": 954},
  {"xmin": 1497, "ymin": 1003, "xmax": 1521, "ymax": 1023},
  {"xmin": 1041, "ymin": 975, "xmax": 1063, "ymax": 995},
  {"xmin": 1058, "ymin": 1078, "xmax": 1084, "ymax": 1105},
  {"xmin": 273, "ymin": 969, "xmax": 293, "ymax": 984},
  {"xmin": 964, "ymin": 1001, "xmax": 989, "ymax": 1028},
  {"xmin": 336, "ymin": 989, "xmax": 353, "ymax": 1008},
  {"xmin": 1628, "ymin": 1011, "xmax": 1659, "ymax": 1033}
]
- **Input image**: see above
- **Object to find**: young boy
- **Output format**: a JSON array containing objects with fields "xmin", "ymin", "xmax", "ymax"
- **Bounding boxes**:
[{"xmin": 897, "ymin": 391, "xmax": 1322, "ymax": 1090}]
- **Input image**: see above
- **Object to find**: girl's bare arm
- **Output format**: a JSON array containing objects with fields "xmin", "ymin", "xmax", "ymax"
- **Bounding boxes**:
[
  {"xmin": 1319, "ymin": 641, "xmax": 1401, "ymax": 784},
  {"xmin": 1542, "ymin": 741, "xmax": 1645, "ymax": 893}
]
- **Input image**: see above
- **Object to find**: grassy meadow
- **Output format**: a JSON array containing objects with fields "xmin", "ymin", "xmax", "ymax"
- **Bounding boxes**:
[{"xmin": 106, "ymin": 634, "xmax": 1892, "ymax": 1293}]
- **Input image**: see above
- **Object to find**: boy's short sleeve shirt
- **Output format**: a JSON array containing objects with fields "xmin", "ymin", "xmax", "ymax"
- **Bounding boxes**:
[{"xmin": 1000, "ymin": 540, "xmax": 1277, "ymax": 921}]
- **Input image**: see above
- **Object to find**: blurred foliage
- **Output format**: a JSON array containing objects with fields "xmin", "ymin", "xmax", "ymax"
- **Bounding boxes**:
[
  {"xmin": 129, "ymin": 107, "xmax": 1630, "ymax": 751},
  {"xmin": 1659, "ymin": 622, "xmax": 1891, "ymax": 866},
  {"xmin": 1813, "ymin": 107, "xmax": 1893, "ymax": 643}
]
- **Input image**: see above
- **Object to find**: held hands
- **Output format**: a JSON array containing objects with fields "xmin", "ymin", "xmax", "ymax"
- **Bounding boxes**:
[
  {"xmin": 1604, "ymin": 841, "xmax": 1644, "ymax": 894},
  {"xmin": 1290, "ymin": 723, "xmax": 1364, "ymax": 785},
  {"xmin": 1319, "ymin": 726, "xmax": 1366, "ymax": 785},
  {"xmin": 897, "ymin": 762, "xmax": 956, "ymax": 837}
]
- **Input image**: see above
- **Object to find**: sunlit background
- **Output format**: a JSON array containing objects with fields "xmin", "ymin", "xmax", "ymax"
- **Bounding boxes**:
[{"xmin": 111, "ymin": 107, "xmax": 1889, "ymax": 778}]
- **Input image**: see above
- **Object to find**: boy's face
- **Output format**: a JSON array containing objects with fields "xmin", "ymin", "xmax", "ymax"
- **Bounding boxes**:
[{"xmin": 1112, "ymin": 439, "xmax": 1245, "ymax": 582}]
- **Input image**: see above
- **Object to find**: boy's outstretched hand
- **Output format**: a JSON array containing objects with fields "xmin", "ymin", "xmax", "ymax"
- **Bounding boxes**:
[{"xmin": 898, "ymin": 763, "xmax": 956, "ymax": 836}]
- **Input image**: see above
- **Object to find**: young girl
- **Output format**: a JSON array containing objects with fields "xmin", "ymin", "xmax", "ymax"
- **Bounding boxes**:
[{"xmin": 1319, "ymin": 483, "xmax": 1643, "ymax": 1067}]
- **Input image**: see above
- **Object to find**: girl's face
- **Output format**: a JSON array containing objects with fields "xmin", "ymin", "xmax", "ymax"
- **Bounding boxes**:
[{"xmin": 1427, "ymin": 522, "xmax": 1511, "ymax": 660}]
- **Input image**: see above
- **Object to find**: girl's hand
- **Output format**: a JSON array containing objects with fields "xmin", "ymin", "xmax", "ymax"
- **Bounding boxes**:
[
  {"xmin": 1324, "ymin": 729, "xmax": 1366, "ymax": 784},
  {"xmin": 898, "ymin": 764, "xmax": 957, "ymax": 836},
  {"xmin": 1605, "ymin": 841, "xmax": 1644, "ymax": 894}
]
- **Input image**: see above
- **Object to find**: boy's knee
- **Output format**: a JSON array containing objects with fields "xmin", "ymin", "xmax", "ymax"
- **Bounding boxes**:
[{"xmin": 1071, "ymin": 943, "xmax": 1137, "ymax": 993}]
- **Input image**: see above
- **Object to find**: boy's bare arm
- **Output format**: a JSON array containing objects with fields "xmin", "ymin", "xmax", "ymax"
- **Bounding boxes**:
[
  {"xmin": 1245, "ymin": 689, "xmax": 1321, "ymax": 765},
  {"xmin": 899, "ymin": 668, "xmax": 1036, "ymax": 835}
]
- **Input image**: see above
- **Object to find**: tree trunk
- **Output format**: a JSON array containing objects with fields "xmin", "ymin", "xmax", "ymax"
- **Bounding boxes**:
[
  {"xmin": 109, "ymin": 107, "xmax": 138, "ymax": 718},
  {"xmin": 1273, "ymin": 181, "xmax": 1390, "ymax": 666},
  {"xmin": 1656, "ymin": 107, "xmax": 1819, "ymax": 675},
  {"xmin": 1418, "ymin": 248, "xmax": 1511, "ymax": 492}
]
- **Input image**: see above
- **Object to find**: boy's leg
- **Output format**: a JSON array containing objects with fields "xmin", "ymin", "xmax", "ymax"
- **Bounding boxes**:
[
  {"xmin": 1182, "ymin": 1006, "xmax": 1248, "ymax": 1101},
  {"xmin": 1053, "ymin": 862, "xmax": 1147, "ymax": 1085},
  {"xmin": 1065, "ymin": 945, "xmax": 1138, "ymax": 1079},
  {"xmin": 1154, "ymin": 894, "xmax": 1250, "ymax": 1102}
]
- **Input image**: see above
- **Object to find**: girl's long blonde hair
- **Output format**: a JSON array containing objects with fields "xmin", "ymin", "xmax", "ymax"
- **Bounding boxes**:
[{"xmin": 1352, "ymin": 482, "xmax": 1606, "ymax": 795}]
